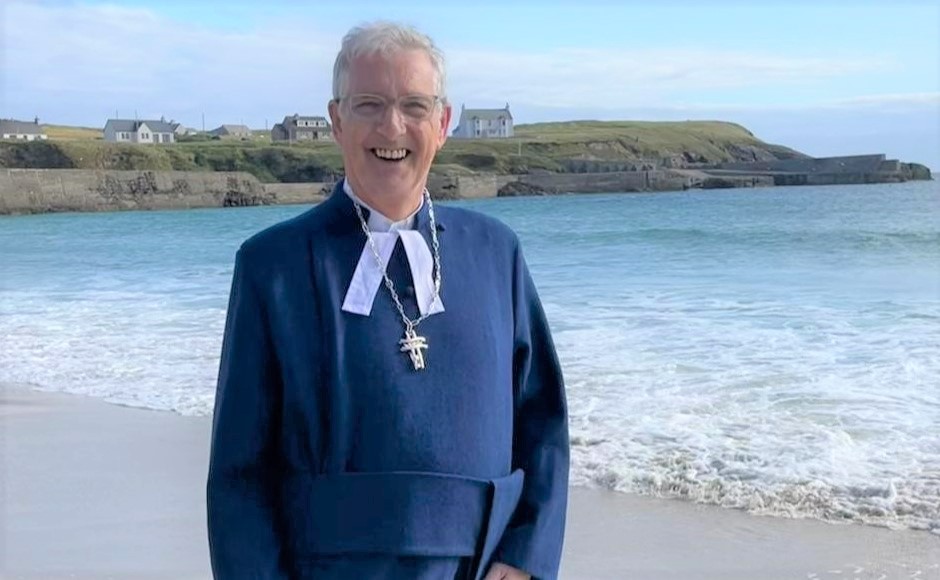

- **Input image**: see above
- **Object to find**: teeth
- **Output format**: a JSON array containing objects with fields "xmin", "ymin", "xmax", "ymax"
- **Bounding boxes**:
[{"xmin": 373, "ymin": 148, "xmax": 408, "ymax": 160}]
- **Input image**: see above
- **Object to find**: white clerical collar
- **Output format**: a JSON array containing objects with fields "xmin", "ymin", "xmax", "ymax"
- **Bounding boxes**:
[
  {"xmin": 343, "ymin": 180, "xmax": 421, "ymax": 232},
  {"xmin": 341, "ymin": 180, "xmax": 444, "ymax": 318}
]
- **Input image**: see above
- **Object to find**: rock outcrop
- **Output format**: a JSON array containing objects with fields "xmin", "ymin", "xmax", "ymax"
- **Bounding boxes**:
[{"xmin": 0, "ymin": 169, "xmax": 273, "ymax": 214}]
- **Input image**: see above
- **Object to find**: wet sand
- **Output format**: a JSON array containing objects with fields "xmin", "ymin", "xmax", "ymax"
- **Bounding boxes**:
[{"xmin": 2, "ymin": 385, "xmax": 937, "ymax": 579}]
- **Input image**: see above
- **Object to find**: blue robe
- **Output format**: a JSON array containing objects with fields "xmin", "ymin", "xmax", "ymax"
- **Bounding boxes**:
[{"xmin": 207, "ymin": 181, "xmax": 569, "ymax": 579}]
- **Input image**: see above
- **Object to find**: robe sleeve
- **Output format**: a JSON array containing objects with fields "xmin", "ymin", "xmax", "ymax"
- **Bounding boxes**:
[
  {"xmin": 492, "ymin": 241, "xmax": 570, "ymax": 580},
  {"xmin": 207, "ymin": 248, "xmax": 287, "ymax": 578}
]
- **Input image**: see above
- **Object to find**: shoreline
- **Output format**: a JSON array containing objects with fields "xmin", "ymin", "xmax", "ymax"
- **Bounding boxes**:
[
  {"xmin": 2, "ymin": 384, "xmax": 938, "ymax": 579},
  {"xmin": 0, "ymin": 165, "xmax": 933, "ymax": 216}
]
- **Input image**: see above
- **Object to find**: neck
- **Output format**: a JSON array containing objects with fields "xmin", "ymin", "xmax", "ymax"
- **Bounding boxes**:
[{"xmin": 346, "ymin": 178, "xmax": 423, "ymax": 222}]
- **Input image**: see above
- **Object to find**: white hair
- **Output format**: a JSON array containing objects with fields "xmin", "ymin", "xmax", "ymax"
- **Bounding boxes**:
[{"xmin": 332, "ymin": 21, "xmax": 448, "ymax": 102}]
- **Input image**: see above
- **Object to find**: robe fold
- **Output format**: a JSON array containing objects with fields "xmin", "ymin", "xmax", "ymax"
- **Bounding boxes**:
[{"xmin": 207, "ymin": 181, "xmax": 569, "ymax": 579}]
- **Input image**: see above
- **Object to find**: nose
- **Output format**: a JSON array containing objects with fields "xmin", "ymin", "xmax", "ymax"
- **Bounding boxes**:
[{"xmin": 375, "ymin": 103, "xmax": 407, "ymax": 140}]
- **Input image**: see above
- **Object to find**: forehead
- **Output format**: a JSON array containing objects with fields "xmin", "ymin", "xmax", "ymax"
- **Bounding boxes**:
[{"xmin": 345, "ymin": 49, "xmax": 437, "ymax": 95}]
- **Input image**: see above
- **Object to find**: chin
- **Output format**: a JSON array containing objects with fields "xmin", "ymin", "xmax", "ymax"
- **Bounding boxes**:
[
  {"xmin": 368, "ymin": 170, "xmax": 418, "ymax": 190},
  {"xmin": 356, "ymin": 175, "xmax": 416, "ymax": 200}
]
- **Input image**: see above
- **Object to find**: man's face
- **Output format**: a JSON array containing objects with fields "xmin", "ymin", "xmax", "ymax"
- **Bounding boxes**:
[{"xmin": 329, "ymin": 49, "xmax": 452, "ymax": 209}]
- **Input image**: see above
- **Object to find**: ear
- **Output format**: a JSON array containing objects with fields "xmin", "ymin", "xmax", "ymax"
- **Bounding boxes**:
[
  {"xmin": 436, "ymin": 103, "xmax": 453, "ymax": 149},
  {"xmin": 328, "ymin": 99, "xmax": 344, "ymax": 143}
]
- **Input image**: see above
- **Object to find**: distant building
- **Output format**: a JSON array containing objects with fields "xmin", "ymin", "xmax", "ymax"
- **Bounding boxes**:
[
  {"xmin": 271, "ymin": 114, "xmax": 331, "ymax": 142},
  {"xmin": 103, "ymin": 118, "xmax": 176, "ymax": 144},
  {"xmin": 173, "ymin": 123, "xmax": 198, "ymax": 137},
  {"xmin": 1, "ymin": 118, "xmax": 47, "ymax": 141},
  {"xmin": 452, "ymin": 104, "xmax": 513, "ymax": 139},
  {"xmin": 209, "ymin": 124, "xmax": 252, "ymax": 139}
]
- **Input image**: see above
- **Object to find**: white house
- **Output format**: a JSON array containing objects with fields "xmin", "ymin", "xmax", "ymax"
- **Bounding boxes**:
[
  {"xmin": 103, "ymin": 118, "xmax": 177, "ymax": 144},
  {"xmin": 1, "ymin": 118, "xmax": 48, "ymax": 141},
  {"xmin": 452, "ymin": 104, "xmax": 513, "ymax": 139}
]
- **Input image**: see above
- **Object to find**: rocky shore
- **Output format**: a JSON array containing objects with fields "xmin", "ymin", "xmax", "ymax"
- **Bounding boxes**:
[{"xmin": 0, "ymin": 152, "xmax": 932, "ymax": 215}]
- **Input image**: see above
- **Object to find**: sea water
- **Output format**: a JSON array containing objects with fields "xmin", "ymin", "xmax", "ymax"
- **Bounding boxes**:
[{"xmin": 2, "ymin": 181, "xmax": 938, "ymax": 532}]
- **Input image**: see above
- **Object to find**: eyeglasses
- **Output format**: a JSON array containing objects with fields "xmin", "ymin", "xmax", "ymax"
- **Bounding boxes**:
[{"xmin": 337, "ymin": 93, "xmax": 443, "ymax": 122}]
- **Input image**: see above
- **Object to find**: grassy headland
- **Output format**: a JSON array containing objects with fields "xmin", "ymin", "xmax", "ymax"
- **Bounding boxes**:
[{"xmin": 1, "ymin": 120, "xmax": 805, "ymax": 183}]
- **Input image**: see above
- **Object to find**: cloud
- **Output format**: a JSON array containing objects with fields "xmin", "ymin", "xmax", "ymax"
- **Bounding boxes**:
[
  {"xmin": 3, "ymin": 0, "xmax": 904, "ymax": 126},
  {"xmin": 818, "ymin": 92, "xmax": 940, "ymax": 111},
  {"xmin": 2, "ymin": 1, "xmax": 341, "ymax": 126},
  {"xmin": 2, "ymin": 0, "xmax": 932, "ymax": 168},
  {"xmin": 447, "ymin": 47, "xmax": 888, "ymax": 108},
  {"xmin": 514, "ymin": 92, "xmax": 939, "ymax": 120}
]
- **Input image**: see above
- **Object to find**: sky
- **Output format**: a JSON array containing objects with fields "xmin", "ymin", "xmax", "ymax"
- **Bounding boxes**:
[{"xmin": 2, "ymin": 0, "xmax": 939, "ymax": 168}]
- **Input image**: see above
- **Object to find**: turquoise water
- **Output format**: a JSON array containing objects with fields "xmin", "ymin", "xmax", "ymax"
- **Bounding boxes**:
[{"xmin": 1, "ymin": 181, "xmax": 938, "ymax": 532}]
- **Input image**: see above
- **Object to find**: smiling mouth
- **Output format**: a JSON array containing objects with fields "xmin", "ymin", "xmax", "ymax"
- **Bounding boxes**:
[{"xmin": 371, "ymin": 147, "xmax": 410, "ymax": 162}]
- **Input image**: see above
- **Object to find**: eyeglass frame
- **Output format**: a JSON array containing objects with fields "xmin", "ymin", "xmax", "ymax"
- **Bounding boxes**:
[{"xmin": 334, "ymin": 93, "xmax": 446, "ymax": 123}]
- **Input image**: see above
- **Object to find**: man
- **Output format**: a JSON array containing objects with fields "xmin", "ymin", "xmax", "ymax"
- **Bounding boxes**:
[{"xmin": 207, "ymin": 22, "xmax": 569, "ymax": 580}]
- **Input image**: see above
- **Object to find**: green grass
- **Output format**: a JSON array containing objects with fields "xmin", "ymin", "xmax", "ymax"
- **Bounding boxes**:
[
  {"xmin": 42, "ymin": 124, "xmax": 103, "ymax": 140},
  {"xmin": 510, "ymin": 120, "xmax": 789, "ymax": 162},
  {"xmin": 2, "ymin": 120, "xmax": 805, "ymax": 181},
  {"xmin": 513, "ymin": 120, "xmax": 756, "ymax": 141}
]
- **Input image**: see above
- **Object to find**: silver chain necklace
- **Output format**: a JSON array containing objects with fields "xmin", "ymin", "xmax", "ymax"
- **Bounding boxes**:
[{"xmin": 352, "ymin": 189, "xmax": 442, "ymax": 370}]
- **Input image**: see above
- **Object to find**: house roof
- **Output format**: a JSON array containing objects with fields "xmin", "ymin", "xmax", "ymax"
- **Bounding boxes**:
[
  {"xmin": 0, "ymin": 119, "xmax": 44, "ymax": 135},
  {"xmin": 105, "ymin": 119, "xmax": 177, "ymax": 133},
  {"xmin": 283, "ymin": 114, "xmax": 329, "ymax": 125},
  {"xmin": 460, "ymin": 107, "xmax": 513, "ymax": 122},
  {"xmin": 211, "ymin": 124, "xmax": 252, "ymax": 135}
]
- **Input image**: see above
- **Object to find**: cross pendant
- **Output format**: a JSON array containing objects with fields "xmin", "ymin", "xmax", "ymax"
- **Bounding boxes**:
[{"xmin": 399, "ymin": 328, "xmax": 429, "ymax": 370}]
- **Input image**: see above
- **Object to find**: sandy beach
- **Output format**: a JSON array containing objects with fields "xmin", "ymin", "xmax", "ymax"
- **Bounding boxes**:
[{"xmin": 2, "ymin": 384, "xmax": 937, "ymax": 580}]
